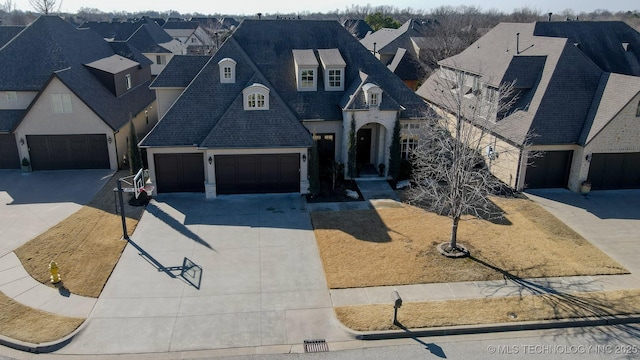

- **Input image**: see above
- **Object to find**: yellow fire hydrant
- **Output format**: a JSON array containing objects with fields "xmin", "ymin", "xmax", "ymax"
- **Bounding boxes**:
[{"xmin": 49, "ymin": 261, "xmax": 61, "ymax": 284}]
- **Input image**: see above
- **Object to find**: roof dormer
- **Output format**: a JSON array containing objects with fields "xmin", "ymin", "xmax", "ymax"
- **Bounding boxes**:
[
  {"xmin": 218, "ymin": 58, "xmax": 237, "ymax": 83},
  {"xmin": 318, "ymin": 49, "xmax": 346, "ymax": 91},
  {"xmin": 292, "ymin": 49, "xmax": 318, "ymax": 91},
  {"xmin": 362, "ymin": 83, "xmax": 382, "ymax": 107},
  {"xmin": 243, "ymin": 83, "xmax": 270, "ymax": 110}
]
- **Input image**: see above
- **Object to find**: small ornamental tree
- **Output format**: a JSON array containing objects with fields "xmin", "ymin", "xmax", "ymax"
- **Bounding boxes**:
[
  {"xmin": 347, "ymin": 116, "xmax": 357, "ymax": 179},
  {"xmin": 308, "ymin": 141, "xmax": 320, "ymax": 196},
  {"xmin": 388, "ymin": 116, "xmax": 401, "ymax": 182},
  {"xmin": 128, "ymin": 119, "xmax": 143, "ymax": 175}
]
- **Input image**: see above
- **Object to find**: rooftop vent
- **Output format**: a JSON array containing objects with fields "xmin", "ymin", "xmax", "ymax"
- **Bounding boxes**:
[{"xmin": 622, "ymin": 42, "xmax": 630, "ymax": 51}]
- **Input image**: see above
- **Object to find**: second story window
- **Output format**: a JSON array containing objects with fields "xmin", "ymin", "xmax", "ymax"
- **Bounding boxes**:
[
  {"xmin": 370, "ymin": 93, "xmax": 378, "ymax": 106},
  {"xmin": 328, "ymin": 69, "xmax": 342, "ymax": 88},
  {"xmin": 6, "ymin": 91, "xmax": 17, "ymax": 101},
  {"xmin": 156, "ymin": 55, "xmax": 166, "ymax": 65},
  {"xmin": 125, "ymin": 74, "xmax": 132, "ymax": 90},
  {"xmin": 301, "ymin": 69, "xmax": 315, "ymax": 89},
  {"xmin": 218, "ymin": 58, "xmax": 237, "ymax": 84},
  {"xmin": 243, "ymin": 83, "xmax": 270, "ymax": 110},
  {"xmin": 51, "ymin": 94, "xmax": 72, "ymax": 113}
]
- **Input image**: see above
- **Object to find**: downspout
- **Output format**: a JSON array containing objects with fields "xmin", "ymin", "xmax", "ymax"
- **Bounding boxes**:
[{"xmin": 514, "ymin": 145, "xmax": 525, "ymax": 191}]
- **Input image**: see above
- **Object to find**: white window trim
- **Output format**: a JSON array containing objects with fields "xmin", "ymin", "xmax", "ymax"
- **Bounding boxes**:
[
  {"xmin": 218, "ymin": 58, "xmax": 237, "ymax": 84},
  {"xmin": 6, "ymin": 91, "xmax": 17, "ymax": 101},
  {"xmin": 363, "ymin": 83, "xmax": 382, "ymax": 108},
  {"xmin": 325, "ymin": 67, "xmax": 344, "ymax": 91},
  {"xmin": 242, "ymin": 83, "xmax": 270, "ymax": 110},
  {"xmin": 51, "ymin": 94, "xmax": 72, "ymax": 113},
  {"xmin": 125, "ymin": 74, "xmax": 132, "ymax": 90},
  {"xmin": 298, "ymin": 67, "xmax": 317, "ymax": 91},
  {"xmin": 156, "ymin": 55, "xmax": 166, "ymax": 65}
]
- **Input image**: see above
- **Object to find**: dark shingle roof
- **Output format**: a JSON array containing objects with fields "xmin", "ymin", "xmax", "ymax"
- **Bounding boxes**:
[
  {"xmin": 0, "ymin": 110, "xmax": 24, "ymax": 132},
  {"xmin": 0, "ymin": 25, "xmax": 25, "ymax": 48},
  {"xmin": 109, "ymin": 41, "xmax": 153, "ymax": 66},
  {"xmin": 162, "ymin": 21, "xmax": 199, "ymax": 30},
  {"xmin": 79, "ymin": 17, "xmax": 174, "ymax": 53},
  {"xmin": 342, "ymin": 19, "xmax": 373, "ymax": 39},
  {"xmin": 141, "ymin": 19, "xmax": 432, "ymax": 148},
  {"xmin": 150, "ymin": 55, "xmax": 211, "ymax": 88},
  {"xmin": 0, "ymin": 16, "xmax": 115, "ymax": 91},
  {"xmin": 419, "ymin": 22, "xmax": 608, "ymax": 146},
  {"xmin": 534, "ymin": 21, "xmax": 640, "ymax": 76}
]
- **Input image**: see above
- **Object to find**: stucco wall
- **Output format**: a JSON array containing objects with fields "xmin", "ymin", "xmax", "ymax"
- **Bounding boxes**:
[
  {"xmin": 0, "ymin": 91, "xmax": 37, "ymax": 110},
  {"xmin": 15, "ymin": 78, "xmax": 117, "ymax": 169},
  {"xmin": 115, "ymin": 100, "xmax": 158, "ymax": 169},
  {"xmin": 155, "ymin": 88, "xmax": 184, "ymax": 119}
]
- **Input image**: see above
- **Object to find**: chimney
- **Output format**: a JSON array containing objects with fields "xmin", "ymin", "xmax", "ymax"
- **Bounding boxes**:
[
  {"xmin": 548, "ymin": 12, "xmax": 553, "ymax": 22},
  {"xmin": 373, "ymin": 42, "xmax": 377, "ymax": 55},
  {"xmin": 257, "ymin": 13, "xmax": 262, "ymax": 20}
]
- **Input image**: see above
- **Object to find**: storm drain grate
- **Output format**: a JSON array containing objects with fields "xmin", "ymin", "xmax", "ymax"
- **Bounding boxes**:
[{"xmin": 304, "ymin": 339, "xmax": 329, "ymax": 353}]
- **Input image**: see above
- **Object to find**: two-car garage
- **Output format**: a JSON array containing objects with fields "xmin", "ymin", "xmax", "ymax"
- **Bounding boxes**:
[{"xmin": 153, "ymin": 152, "xmax": 301, "ymax": 196}]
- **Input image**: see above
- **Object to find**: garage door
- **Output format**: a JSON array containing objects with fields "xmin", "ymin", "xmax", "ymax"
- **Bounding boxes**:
[
  {"xmin": 0, "ymin": 134, "xmax": 20, "ymax": 169},
  {"xmin": 525, "ymin": 150, "xmax": 573, "ymax": 189},
  {"xmin": 588, "ymin": 153, "xmax": 640, "ymax": 190},
  {"xmin": 27, "ymin": 134, "xmax": 109, "ymax": 170},
  {"xmin": 215, "ymin": 154, "xmax": 300, "ymax": 194},
  {"xmin": 154, "ymin": 153, "xmax": 205, "ymax": 193}
]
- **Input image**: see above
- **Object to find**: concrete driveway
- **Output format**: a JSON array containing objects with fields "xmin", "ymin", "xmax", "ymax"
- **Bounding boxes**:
[
  {"xmin": 0, "ymin": 170, "xmax": 113, "ymax": 256},
  {"xmin": 525, "ymin": 189, "xmax": 640, "ymax": 274},
  {"xmin": 59, "ymin": 193, "xmax": 351, "ymax": 354}
]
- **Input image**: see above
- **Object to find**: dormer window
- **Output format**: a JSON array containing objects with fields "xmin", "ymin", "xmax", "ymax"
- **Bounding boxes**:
[
  {"xmin": 218, "ymin": 58, "xmax": 237, "ymax": 84},
  {"xmin": 318, "ymin": 49, "xmax": 346, "ymax": 91},
  {"xmin": 293, "ymin": 49, "xmax": 318, "ymax": 91},
  {"xmin": 125, "ymin": 74, "xmax": 132, "ymax": 90},
  {"xmin": 243, "ymin": 83, "xmax": 269, "ymax": 110},
  {"xmin": 362, "ymin": 83, "xmax": 382, "ymax": 108}
]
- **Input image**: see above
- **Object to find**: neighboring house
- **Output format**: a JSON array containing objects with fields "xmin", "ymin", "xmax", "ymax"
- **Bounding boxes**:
[
  {"xmin": 361, "ymin": 19, "xmax": 432, "ymax": 90},
  {"xmin": 79, "ymin": 17, "xmax": 186, "ymax": 75},
  {"xmin": 0, "ymin": 16, "xmax": 158, "ymax": 171},
  {"xmin": 140, "ymin": 19, "xmax": 433, "ymax": 198},
  {"xmin": 342, "ymin": 19, "xmax": 373, "ymax": 39},
  {"xmin": 417, "ymin": 21, "xmax": 640, "ymax": 192},
  {"xmin": 162, "ymin": 21, "xmax": 214, "ymax": 55}
]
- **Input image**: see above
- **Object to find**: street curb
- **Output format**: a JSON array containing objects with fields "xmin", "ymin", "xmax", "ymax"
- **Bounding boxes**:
[
  {"xmin": 0, "ymin": 318, "xmax": 88, "ymax": 354},
  {"xmin": 354, "ymin": 315, "xmax": 640, "ymax": 340}
]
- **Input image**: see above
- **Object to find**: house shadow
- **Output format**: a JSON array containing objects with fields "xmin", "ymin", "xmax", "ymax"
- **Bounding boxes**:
[{"xmin": 525, "ymin": 188, "xmax": 640, "ymax": 220}]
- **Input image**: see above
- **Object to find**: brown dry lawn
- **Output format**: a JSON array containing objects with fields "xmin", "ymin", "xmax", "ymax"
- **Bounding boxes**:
[
  {"xmin": 312, "ymin": 196, "xmax": 627, "ymax": 289},
  {"xmin": 336, "ymin": 289, "xmax": 640, "ymax": 331},
  {"xmin": 14, "ymin": 170, "xmax": 145, "ymax": 298},
  {"xmin": 0, "ymin": 292, "xmax": 84, "ymax": 343}
]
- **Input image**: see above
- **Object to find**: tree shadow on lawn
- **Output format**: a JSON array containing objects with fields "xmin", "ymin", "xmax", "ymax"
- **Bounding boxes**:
[{"xmin": 470, "ymin": 255, "xmax": 639, "ymax": 322}]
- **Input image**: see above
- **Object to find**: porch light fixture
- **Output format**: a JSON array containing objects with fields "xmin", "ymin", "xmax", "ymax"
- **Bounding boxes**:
[
  {"xmin": 302, "ymin": 154, "xmax": 307, "ymax": 162},
  {"xmin": 19, "ymin": 138, "xmax": 24, "ymax": 145},
  {"xmin": 107, "ymin": 136, "xmax": 112, "ymax": 144},
  {"xmin": 208, "ymin": 156, "xmax": 213, "ymax": 165},
  {"xmin": 585, "ymin": 153, "xmax": 591, "ymax": 162}
]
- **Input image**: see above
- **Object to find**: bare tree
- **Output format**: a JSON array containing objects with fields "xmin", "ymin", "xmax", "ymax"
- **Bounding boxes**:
[
  {"xmin": 29, "ymin": 0, "xmax": 61, "ymax": 15},
  {"xmin": 1, "ymin": 0, "xmax": 15, "ymax": 12},
  {"xmin": 408, "ymin": 69, "xmax": 529, "ymax": 257}
]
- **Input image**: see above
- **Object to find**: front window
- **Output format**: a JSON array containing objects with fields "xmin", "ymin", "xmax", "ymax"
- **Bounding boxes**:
[
  {"xmin": 328, "ymin": 69, "xmax": 342, "ymax": 88},
  {"xmin": 401, "ymin": 137, "xmax": 417, "ymax": 160},
  {"xmin": 247, "ymin": 93, "xmax": 265, "ymax": 109},
  {"xmin": 51, "ymin": 94, "xmax": 72, "ymax": 113},
  {"xmin": 301, "ymin": 69, "xmax": 315, "ymax": 88}
]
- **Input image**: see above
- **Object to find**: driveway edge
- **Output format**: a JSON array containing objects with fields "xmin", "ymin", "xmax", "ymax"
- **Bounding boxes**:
[
  {"xmin": 354, "ymin": 314, "xmax": 640, "ymax": 340},
  {"xmin": 0, "ymin": 318, "xmax": 88, "ymax": 353}
]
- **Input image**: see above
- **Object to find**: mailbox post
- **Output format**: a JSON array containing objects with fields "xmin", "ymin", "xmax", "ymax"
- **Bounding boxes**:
[{"xmin": 392, "ymin": 291, "xmax": 402, "ymax": 325}]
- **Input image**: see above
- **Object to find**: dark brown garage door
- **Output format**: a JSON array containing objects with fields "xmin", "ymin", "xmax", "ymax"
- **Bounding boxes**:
[
  {"xmin": 215, "ymin": 154, "xmax": 300, "ymax": 194},
  {"xmin": 27, "ymin": 134, "xmax": 109, "ymax": 170},
  {"xmin": 0, "ymin": 134, "xmax": 20, "ymax": 169},
  {"xmin": 525, "ymin": 150, "xmax": 573, "ymax": 189},
  {"xmin": 154, "ymin": 153, "xmax": 205, "ymax": 193},
  {"xmin": 588, "ymin": 153, "xmax": 640, "ymax": 190}
]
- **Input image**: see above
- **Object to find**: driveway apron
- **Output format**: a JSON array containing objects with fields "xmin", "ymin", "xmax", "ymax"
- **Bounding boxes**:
[{"xmin": 58, "ymin": 193, "xmax": 351, "ymax": 354}]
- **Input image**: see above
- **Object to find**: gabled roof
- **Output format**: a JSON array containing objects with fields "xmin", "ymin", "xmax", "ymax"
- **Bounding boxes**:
[
  {"xmin": 533, "ymin": 21, "xmax": 640, "ymax": 76},
  {"xmin": 419, "ymin": 22, "xmax": 610, "ymax": 146},
  {"xmin": 0, "ymin": 110, "xmax": 24, "ymax": 132},
  {"xmin": 0, "ymin": 16, "xmax": 116, "ymax": 91},
  {"xmin": 79, "ymin": 17, "xmax": 174, "ymax": 54},
  {"xmin": 580, "ymin": 73, "xmax": 640, "ymax": 145},
  {"xmin": 360, "ymin": 19, "xmax": 432, "ymax": 55},
  {"xmin": 141, "ymin": 20, "xmax": 432, "ymax": 148},
  {"xmin": 162, "ymin": 21, "xmax": 199, "ymax": 30},
  {"xmin": 0, "ymin": 25, "xmax": 25, "ymax": 48},
  {"xmin": 109, "ymin": 41, "xmax": 153, "ymax": 66},
  {"xmin": 342, "ymin": 19, "xmax": 373, "ymax": 39},
  {"xmin": 149, "ymin": 55, "xmax": 211, "ymax": 88}
]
